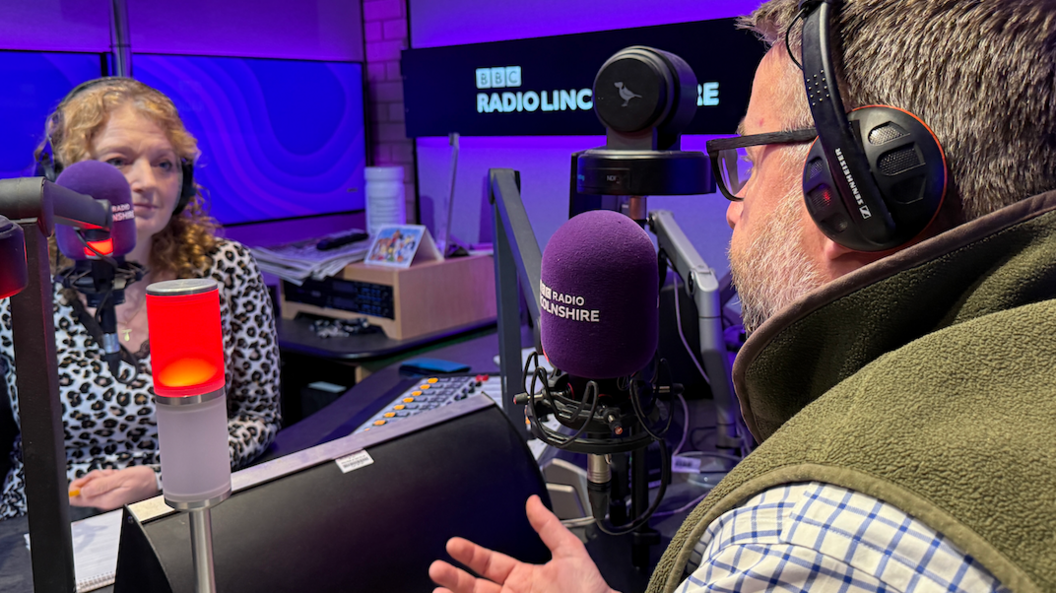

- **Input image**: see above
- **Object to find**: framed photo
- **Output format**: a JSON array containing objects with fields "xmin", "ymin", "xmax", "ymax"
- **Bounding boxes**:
[{"xmin": 364, "ymin": 225, "xmax": 441, "ymax": 268}]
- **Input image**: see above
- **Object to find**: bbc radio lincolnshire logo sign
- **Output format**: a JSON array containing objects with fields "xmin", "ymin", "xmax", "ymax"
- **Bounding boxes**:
[
  {"xmin": 475, "ymin": 65, "xmax": 592, "ymax": 113},
  {"xmin": 475, "ymin": 66, "xmax": 522, "ymax": 89},
  {"xmin": 475, "ymin": 65, "xmax": 721, "ymax": 114},
  {"xmin": 698, "ymin": 82, "xmax": 719, "ymax": 106}
]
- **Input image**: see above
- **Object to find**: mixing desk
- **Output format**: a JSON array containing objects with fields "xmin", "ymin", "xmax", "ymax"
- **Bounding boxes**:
[
  {"xmin": 320, "ymin": 372, "xmax": 550, "ymax": 460},
  {"xmin": 353, "ymin": 374, "xmax": 493, "ymax": 434}
]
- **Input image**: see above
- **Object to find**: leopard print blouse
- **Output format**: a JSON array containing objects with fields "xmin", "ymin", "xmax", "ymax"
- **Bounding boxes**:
[{"xmin": 0, "ymin": 239, "xmax": 282, "ymax": 518}]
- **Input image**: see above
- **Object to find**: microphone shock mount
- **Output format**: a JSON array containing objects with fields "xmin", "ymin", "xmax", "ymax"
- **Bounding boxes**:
[
  {"xmin": 515, "ymin": 351, "xmax": 681, "ymax": 535},
  {"xmin": 55, "ymin": 231, "xmax": 146, "ymax": 381}
]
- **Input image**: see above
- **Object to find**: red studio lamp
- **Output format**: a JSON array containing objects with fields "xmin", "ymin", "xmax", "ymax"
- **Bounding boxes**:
[
  {"xmin": 148, "ymin": 279, "xmax": 226, "ymax": 398},
  {"xmin": 0, "ymin": 217, "xmax": 27, "ymax": 300},
  {"xmin": 146, "ymin": 278, "xmax": 229, "ymax": 593}
]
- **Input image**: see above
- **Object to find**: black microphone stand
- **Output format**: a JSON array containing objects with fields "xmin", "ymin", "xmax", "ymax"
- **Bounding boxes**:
[
  {"xmin": 628, "ymin": 427, "xmax": 660, "ymax": 570},
  {"xmin": 56, "ymin": 257, "xmax": 146, "ymax": 378},
  {"xmin": 0, "ymin": 177, "xmax": 112, "ymax": 593},
  {"xmin": 491, "ymin": 167, "xmax": 677, "ymax": 570}
]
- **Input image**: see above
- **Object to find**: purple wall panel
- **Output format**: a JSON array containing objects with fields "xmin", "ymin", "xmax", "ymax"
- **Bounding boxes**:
[
  {"xmin": 128, "ymin": 0, "xmax": 363, "ymax": 61},
  {"xmin": 0, "ymin": 0, "xmax": 110, "ymax": 52},
  {"xmin": 0, "ymin": 0, "xmax": 362, "ymax": 60},
  {"xmin": 411, "ymin": 0, "xmax": 761, "ymax": 49}
]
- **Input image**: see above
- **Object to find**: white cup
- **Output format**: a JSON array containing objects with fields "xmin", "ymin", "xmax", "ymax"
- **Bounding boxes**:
[{"xmin": 365, "ymin": 166, "xmax": 406, "ymax": 236}]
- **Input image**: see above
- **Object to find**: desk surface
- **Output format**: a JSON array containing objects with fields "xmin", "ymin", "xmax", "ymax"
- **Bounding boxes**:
[
  {"xmin": 0, "ymin": 331, "xmax": 511, "ymax": 593},
  {"xmin": 0, "ymin": 506, "xmax": 105, "ymax": 593},
  {"xmin": 0, "ymin": 515, "xmax": 32, "ymax": 592},
  {"xmin": 277, "ymin": 316, "xmax": 496, "ymax": 360}
]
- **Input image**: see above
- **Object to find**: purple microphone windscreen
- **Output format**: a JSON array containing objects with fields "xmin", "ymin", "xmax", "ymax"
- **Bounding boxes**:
[
  {"xmin": 55, "ymin": 161, "xmax": 134, "ymax": 260},
  {"xmin": 540, "ymin": 210, "xmax": 658, "ymax": 379}
]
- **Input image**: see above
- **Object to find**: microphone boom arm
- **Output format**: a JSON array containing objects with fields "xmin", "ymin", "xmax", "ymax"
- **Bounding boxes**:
[
  {"xmin": 489, "ymin": 169, "xmax": 542, "ymax": 326},
  {"xmin": 648, "ymin": 209, "xmax": 741, "ymax": 448},
  {"xmin": 0, "ymin": 177, "xmax": 89, "ymax": 593},
  {"xmin": 489, "ymin": 169, "xmax": 543, "ymax": 437},
  {"xmin": 0, "ymin": 177, "xmax": 112, "ymax": 234}
]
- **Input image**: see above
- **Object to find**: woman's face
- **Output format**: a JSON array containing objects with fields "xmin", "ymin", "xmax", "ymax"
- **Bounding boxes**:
[{"xmin": 89, "ymin": 104, "xmax": 182, "ymax": 244}]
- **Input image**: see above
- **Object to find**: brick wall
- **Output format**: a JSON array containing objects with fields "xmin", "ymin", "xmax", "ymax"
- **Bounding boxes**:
[{"xmin": 364, "ymin": 0, "xmax": 416, "ymax": 223}]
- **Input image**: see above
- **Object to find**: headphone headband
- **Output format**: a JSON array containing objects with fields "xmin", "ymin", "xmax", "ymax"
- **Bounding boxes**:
[
  {"xmin": 57, "ymin": 77, "xmax": 129, "ymax": 111},
  {"xmin": 800, "ymin": 0, "xmax": 896, "ymax": 243}
]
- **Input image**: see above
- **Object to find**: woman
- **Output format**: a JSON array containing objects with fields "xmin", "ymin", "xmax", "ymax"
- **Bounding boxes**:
[{"xmin": 0, "ymin": 77, "xmax": 282, "ymax": 516}]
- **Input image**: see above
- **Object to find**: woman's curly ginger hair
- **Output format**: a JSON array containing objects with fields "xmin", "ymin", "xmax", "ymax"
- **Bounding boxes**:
[{"xmin": 37, "ymin": 77, "xmax": 218, "ymax": 279}]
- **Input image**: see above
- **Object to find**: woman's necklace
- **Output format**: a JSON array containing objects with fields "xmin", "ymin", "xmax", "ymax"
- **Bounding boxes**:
[{"xmin": 118, "ymin": 294, "xmax": 148, "ymax": 343}]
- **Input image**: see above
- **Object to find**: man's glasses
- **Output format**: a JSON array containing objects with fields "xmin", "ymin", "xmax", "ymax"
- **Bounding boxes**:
[{"xmin": 705, "ymin": 129, "xmax": 817, "ymax": 201}]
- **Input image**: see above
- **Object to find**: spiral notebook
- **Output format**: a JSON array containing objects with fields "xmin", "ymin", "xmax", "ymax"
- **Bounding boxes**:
[{"xmin": 24, "ymin": 508, "xmax": 122, "ymax": 592}]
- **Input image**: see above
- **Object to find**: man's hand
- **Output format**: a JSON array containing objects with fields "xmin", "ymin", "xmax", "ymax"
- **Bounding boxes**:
[
  {"xmin": 429, "ymin": 495, "xmax": 618, "ymax": 593},
  {"xmin": 69, "ymin": 466, "xmax": 159, "ymax": 510}
]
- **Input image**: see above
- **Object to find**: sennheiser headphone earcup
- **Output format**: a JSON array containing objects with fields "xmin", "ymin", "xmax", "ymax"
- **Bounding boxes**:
[
  {"xmin": 802, "ymin": 105, "xmax": 947, "ymax": 251},
  {"xmin": 172, "ymin": 160, "xmax": 196, "ymax": 217},
  {"xmin": 37, "ymin": 135, "xmax": 62, "ymax": 182},
  {"xmin": 41, "ymin": 155, "xmax": 60, "ymax": 183}
]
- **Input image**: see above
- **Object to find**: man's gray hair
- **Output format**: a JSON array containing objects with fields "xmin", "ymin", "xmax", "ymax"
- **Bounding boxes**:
[{"xmin": 740, "ymin": 0, "xmax": 1056, "ymax": 223}]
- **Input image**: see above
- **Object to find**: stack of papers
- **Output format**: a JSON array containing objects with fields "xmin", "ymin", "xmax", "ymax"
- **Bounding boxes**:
[
  {"xmin": 250, "ymin": 230, "xmax": 371, "ymax": 285},
  {"xmin": 24, "ymin": 509, "xmax": 122, "ymax": 592}
]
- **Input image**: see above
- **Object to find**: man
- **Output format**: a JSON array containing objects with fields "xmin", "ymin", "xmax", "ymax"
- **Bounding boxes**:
[{"xmin": 430, "ymin": 0, "xmax": 1056, "ymax": 590}]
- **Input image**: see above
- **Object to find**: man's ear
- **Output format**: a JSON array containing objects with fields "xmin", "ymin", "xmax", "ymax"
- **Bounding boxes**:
[
  {"xmin": 822, "ymin": 237, "xmax": 856, "ymax": 261},
  {"xmin": 821, "ymin": 236, "xmax": 888, "ymax": 278},
  {"xmin": 821, "ymin": 201, "xmax": 958, "ymax": 273}
]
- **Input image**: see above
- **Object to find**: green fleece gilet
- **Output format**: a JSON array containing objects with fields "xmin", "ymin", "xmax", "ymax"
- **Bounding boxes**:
[{"xmin": 648, "ymin": 193, "xmax": 1056, "ymax": 593}]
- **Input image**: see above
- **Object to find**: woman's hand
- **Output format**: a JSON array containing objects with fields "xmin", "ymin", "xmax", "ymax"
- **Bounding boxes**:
[
  {"xmin": 69, "ymin": 466, "xmax": 159, "ymax": 510},
  {"xmin": 429, "ymin": 495, "xmax": 618, "ymax": 593}
]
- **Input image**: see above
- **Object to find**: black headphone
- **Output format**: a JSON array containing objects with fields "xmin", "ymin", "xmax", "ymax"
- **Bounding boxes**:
[
  {"xmin": 37, "ymin": 76, "xmax": 197, "ymax": 217},
  {"xmin": 798, "ymin": 0, "xmax": 947, "ymax": 252}
]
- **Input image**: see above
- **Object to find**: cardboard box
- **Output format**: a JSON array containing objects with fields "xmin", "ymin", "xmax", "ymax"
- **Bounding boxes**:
[{"xmin": 281, "ymin": 254, "xmax": 496, "ymax": 340}]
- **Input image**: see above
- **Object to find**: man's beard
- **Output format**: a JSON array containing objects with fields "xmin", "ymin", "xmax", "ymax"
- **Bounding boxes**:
[{"xmin": 728, "ymin": 187, "xmax": 825, "ymax": 334}]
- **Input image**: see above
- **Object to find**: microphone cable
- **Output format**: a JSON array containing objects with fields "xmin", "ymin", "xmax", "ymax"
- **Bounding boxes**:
[
  {"xmin": 559, "ymin": 439, "xmax": 674, "ymax": 532},
  {"xmin": 520, "ymin": 352, "xmax": 669, "ymax": 451},
  {"xmin": 668, "ymin": 268, "xmax": 710, "ymax": 385},
  {"xmin": 74, "ymin": 229, "xmax": 121, "ymax": 268},
  {"xmin": 663, "ymin": 257, "xmax": 755, "ymax": 458},
  {"xmin": 522, "ymin": 351, "xmax": 600, "ymax": 449},
  {"xmin": 625, "ymin": 356, "xmax": 677, "ymax": 443},
  {"xmin": 591, "ymin": 437, "xmax": 671, "ymax": 537}
]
